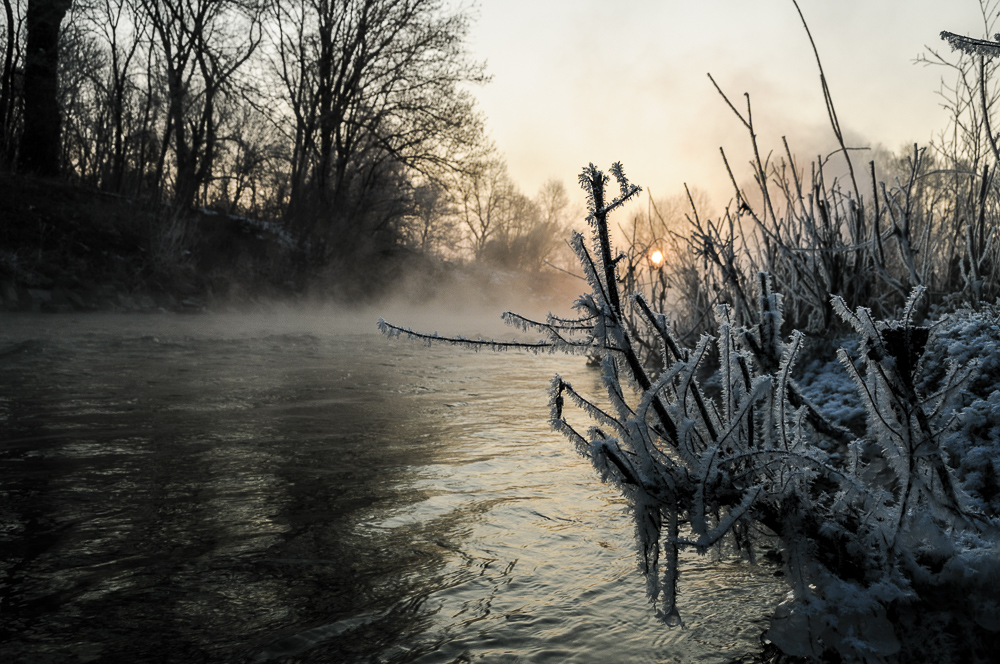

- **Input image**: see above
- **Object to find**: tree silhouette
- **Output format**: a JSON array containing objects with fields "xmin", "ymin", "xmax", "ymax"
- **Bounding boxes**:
[{"xmin": 19, "ymin": 0, "xmax": 71, "ymax": 175}]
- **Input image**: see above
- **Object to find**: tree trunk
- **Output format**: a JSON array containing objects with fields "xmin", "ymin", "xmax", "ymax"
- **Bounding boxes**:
[
  {"xmin": 19, "ymin": 0, "xmax": 71, "ymax": 176},
  {"xmin": 0, "ymin": 0, "xmax": 17, "ymax": 162}
]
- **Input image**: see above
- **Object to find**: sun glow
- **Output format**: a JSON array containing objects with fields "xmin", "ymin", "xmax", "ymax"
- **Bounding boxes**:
[{"xmin": 649, "ymin": 249, "xmax": 664, "ymax": 267}]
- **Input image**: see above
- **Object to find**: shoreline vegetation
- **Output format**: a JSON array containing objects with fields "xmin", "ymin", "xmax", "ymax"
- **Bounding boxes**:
[
  {"xmin": 383, "ymin": 161, "xmax": 1000, "ymax": 664},
  {"xmin": 0, "ymin": 171, "xmax": 579, "ymax": 315}
]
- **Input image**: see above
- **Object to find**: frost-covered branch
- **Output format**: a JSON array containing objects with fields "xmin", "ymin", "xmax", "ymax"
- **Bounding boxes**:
[{"xmin": 941, "ymin": 30, "xmax": 1000, "ymax": 59}]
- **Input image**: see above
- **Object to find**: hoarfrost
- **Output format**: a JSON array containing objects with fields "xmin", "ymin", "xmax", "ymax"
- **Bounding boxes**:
[{"xmin": 380, "ymin": 165, "xmax": 1000, "ymax": 663}]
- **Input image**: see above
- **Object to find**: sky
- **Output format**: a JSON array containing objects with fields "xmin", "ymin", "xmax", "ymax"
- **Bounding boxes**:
[{"xmin": 456, "ymin": 0, "xmax": 994, "ymax": 208}]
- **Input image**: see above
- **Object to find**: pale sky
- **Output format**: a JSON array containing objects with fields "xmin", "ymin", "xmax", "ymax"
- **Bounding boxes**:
[{"xmin": 457, "ymin": 0, "xmax": 992, "ymax": 208}]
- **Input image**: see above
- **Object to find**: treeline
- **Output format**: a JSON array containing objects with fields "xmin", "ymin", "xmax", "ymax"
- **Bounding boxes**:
[{"xmin": 0, "ymin": 0, "xmax": 571, "ymax": 287}]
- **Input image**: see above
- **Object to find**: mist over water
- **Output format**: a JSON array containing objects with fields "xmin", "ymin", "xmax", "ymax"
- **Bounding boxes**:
[{"xmin": 0, "ymin": 308, "xmax": 785, "ymax": 663}]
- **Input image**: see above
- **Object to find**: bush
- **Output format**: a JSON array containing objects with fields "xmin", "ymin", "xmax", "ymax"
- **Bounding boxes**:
[{"xmin": 381, "ymin": 164, "xmax": 1000, "ymax": 664}]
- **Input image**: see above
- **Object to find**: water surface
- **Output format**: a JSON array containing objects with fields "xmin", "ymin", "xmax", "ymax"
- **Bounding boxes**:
[{"xmin": 0, "ymin": 311, "xmax": 785, "ymax": 663}]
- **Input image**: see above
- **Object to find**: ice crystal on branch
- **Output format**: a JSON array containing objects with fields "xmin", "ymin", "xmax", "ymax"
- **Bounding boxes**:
[{"xmin": 941, "ymin": 30, "xmax": 1000, "ymax": 59}]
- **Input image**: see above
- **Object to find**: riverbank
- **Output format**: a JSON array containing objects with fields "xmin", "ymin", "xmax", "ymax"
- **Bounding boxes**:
[{"xmin": 0, "ymin": 173, "xmax": 576, "ymax": 315}]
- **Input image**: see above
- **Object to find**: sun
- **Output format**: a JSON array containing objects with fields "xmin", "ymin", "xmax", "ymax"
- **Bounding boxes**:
[{"xmin": 649, "ymin": 249, "xmax": 664, "ymax": 267}]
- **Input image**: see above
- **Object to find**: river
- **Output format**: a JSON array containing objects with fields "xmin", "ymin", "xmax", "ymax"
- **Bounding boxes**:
[{"xmin": 0, "ymin": 310, "xmax": 785, "ymax": 663}]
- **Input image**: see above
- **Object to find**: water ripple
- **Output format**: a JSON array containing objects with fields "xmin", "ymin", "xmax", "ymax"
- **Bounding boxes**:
[{"xmin": 0, "ymin": 312, "xmax": 785, "ymax": 663}]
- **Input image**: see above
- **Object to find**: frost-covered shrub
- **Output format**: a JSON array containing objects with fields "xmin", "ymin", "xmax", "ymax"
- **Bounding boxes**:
[
  {"xmin": 918, "ymin": 307, "xmax": 1000, "ymax": 517},
  {"xmin": 381, "ymin": 164, "xmax": 1000, "ymax": 664},
  {"xmin": 945, "ymin": 391, "xmax": 1000, "ymax": 516},
  {"xmin": 794, "ymin": 336, "xmax": 866, "ymax": 434},
  {"xmin": 921, "ymin": 305, "xmax": 1000, "ymax": 398}
]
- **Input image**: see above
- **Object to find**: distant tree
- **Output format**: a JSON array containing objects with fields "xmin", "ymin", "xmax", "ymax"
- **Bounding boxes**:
[
  {"xmin": 58, "ymin": 14, "xmax": 108, "ymax": 182},
  {"xmin": 211, "ymin": 101, "xmax": 286, "ymax": 217},
  {"xmin": 453, "ymin": 154, "xmax": 513, "ymax": 258},
  {"xmin": 19, "ymin": 0, "xmax": 71, "ymax": 176},
  {"xmin": 536, "ymin": 178, "xmax": 570, "ymax": 230},
  {"xmin": 266, "ymin": 0, "xmax": 487, "ymax": 250},
  {"xmin": 140, "ymin": 0, "xmax": 262, "ymax": 208},
  {"xmin": 480, "ymin": 186, "xmax": 544, "ymax": 268},
  {"xmin": 83, "ymin": 0, "xmax": 147, "ymax": 192},
  {"xmin": 453, "ymin": 158, "xmax": 567, "ymax": 270},
  {"xmin": 499, "ymin": 180, "xmax": 570, "ymax": 271},
  {"xmin": 400, "ymin": 180, "xmax": 457, "ymax": 254}
]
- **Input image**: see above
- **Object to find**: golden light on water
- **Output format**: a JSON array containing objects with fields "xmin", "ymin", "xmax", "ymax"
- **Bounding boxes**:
[{"xmin": 649, "ymin": 249, "xmax": 664, "ymax": 267}]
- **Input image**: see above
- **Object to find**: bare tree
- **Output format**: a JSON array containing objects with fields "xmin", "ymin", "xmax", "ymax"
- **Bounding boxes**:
[
  {"xmin": 536, "ymin": 178, "xmax": 570, "ymax": 231},
  {"xmin": 210, "ymin": 99, "xmax": 285, "ymax": 217},
  {"xmin": 480, "ymin": 186, "xmax": 544, "ymax": 268},
  {"xmin": 266, "ymin": 0, "xmax": 486, "ymax": 243},
  {"xmin": 141, "ymin": 0, "xmax": 262, "ymax": 208},
  {"xmin": 452, "ymin": 154, "xmax": 513, "ymax": 258},
  {"xmin": 58, "ymin": 13, "xmax": 107, "ymax": 182},
  {"xmin": 451, "ymin": 158, "xmax": 568, "ymax": 270},
  {"xmin": 84, "ymin": 0, "xmax": 147, "ymax": 191},
  {"xmin": 400, "ymin": 180, "xmax": 456, "ymax": 253}
]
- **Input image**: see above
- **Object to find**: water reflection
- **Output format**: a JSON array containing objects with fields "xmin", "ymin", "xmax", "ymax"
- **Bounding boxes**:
[{"xmin": 0, "ymin": 312, "xmax": 785, "ymax": 663}]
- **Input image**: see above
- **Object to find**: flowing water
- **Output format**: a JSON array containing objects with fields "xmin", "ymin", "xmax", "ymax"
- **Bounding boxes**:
[{"xmin": 0, "ymin": 310, "xmax": 786, "ymax": 663}]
